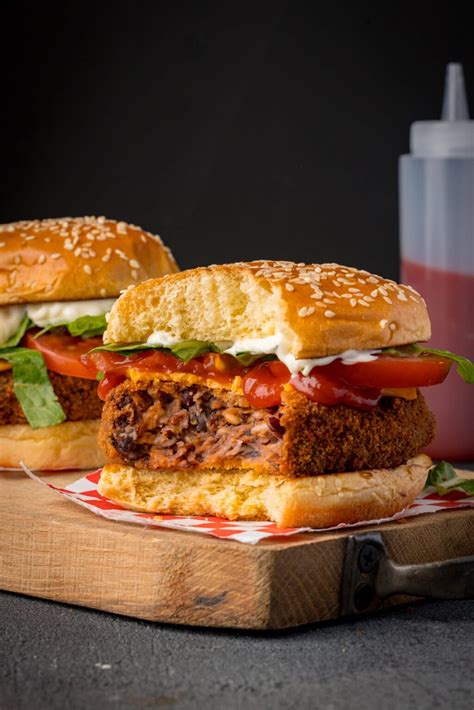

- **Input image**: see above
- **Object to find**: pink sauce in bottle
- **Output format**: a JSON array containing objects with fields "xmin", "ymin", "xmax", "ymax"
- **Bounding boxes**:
[{"xmin": 402, "ymin": 259, "xmax": 474, "ymax": 459}]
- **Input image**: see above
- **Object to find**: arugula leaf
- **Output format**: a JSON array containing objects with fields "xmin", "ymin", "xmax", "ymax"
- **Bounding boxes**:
[
  {"xmin": 426, "ymin": 461, "xmax": 474, "ymax": 496},
  {"xmin": 0, "ymin": 348, "xmax": 66, "ymax": 428},
  {"xmin": 233, "ymin": 352, "xmax": 277, "ymax": 366},
  {"xmin": 90, "ymin": 342, "xmax": 166, "ymax": 355},
  {"xmin": 382, "ymin": 345, "xmax": 474, "ymax": 384},
  {"xmin": 34, "ymin": 314, "xmax": 107, "ymax": 339},
  {"xmin": 89, "ymin": 339, "xmax": 275, "ymax": 366},
  {"xmin": 90, "ymin": 340, "xmax": 222, "ymax": 361},
  {"xmin": 170, "ymin": 340, "xmax": 221, "ymax": 362},
  {"xmin": 1, "ymin": 314, "xmax": 34, "ymax": 348},
  {"xmin": 66, "ymin": 314, "xmax": 107, "ymax": 338}
]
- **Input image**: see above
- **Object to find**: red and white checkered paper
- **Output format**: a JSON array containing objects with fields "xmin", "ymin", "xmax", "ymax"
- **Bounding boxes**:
[{"xmin": 22, "ymin": 466, "xmax": 474, "ymax": 544}]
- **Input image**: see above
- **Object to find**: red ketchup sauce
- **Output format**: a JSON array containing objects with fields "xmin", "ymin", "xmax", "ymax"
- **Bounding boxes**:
[
  {"xmin": 82, "ymin": 351, "xmax": 383, "ymax": 410},
  {"xmin": 402, "ymin": 259, "xmax": 474, "ymax": 459}
]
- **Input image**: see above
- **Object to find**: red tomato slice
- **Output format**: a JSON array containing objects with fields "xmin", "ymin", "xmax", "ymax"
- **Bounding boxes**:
[
  {"xmin": 243, "ymin": 361, "xmax": 291, "ymax": 407},
  {"xmin": 24, "ymin": 332, "xmax": 104, "ymax": 380},
  {"xmin": 327, "ymin": 355, "xmax": 451, "ymax": 389},
  {"xmin": 291, "ymin": 371, "xmax": 381, "ymax": 410}
]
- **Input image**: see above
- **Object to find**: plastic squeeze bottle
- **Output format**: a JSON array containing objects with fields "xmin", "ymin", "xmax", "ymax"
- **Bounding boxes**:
[{"xmin": 399, "ymin": 63, "xmax": 474, "ymax": 459}]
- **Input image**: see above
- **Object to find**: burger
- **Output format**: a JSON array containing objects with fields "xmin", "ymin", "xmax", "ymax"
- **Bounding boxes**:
[
  {"xmin": 0, "ymin": 216, "xmax": 178, "ymax": 469},
  {"xmin": 83, "ymin": 261, "xmax": 473, "ymax": 528}
]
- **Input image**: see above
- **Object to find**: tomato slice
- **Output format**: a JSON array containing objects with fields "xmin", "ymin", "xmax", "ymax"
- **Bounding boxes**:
[
  {"xmin": 24, "ymin": 331, "xmax": 104, "ymax": 380},
  {"xmin": 291, "ymin": 370, "xmax": 381, "ymax": 410},
  {"xmin": 327, "ymin": 354, "xmax": 451, "ymax": 389},
  {"xmin": 243, "ymin": 361, "xmax": 290, "ymax": 407},
  {"xmin": 82, "ymin": 350, "xmax": 246, "ymax": 399}
]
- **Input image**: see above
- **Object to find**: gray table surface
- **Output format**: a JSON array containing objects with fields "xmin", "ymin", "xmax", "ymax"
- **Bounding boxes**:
[{"xmin": 1, "ymin": 592, "xmax": 473, "ymax": 710}]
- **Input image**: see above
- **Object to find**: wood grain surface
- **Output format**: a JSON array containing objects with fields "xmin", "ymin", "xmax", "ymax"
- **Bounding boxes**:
[{"xmin": 1, "ymin": 469, "xmax": 473, "ymax": 630}]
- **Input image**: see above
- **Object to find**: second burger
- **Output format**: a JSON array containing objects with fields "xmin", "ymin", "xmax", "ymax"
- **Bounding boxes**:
[{"xmin": 0, "ymin": 216, "xmax": 178, "ymax": 469}]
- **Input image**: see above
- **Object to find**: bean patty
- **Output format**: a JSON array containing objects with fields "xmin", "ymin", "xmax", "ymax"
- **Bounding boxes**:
[{"xmin": 99, "ymin": 376, "xmax": 435, "ymax": 476}]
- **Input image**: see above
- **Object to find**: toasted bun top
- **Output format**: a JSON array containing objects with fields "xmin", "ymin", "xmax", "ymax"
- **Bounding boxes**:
[
  {"xmin": 105, "ymin": 261, "xmax": 430, "ymax": 358},
  {"xmin": 0, "ymin": 216, "xmax": 178, "ymax": 304}
]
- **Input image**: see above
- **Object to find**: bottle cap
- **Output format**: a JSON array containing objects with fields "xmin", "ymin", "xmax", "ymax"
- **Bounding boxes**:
[{"xmin": 411, "ymin": 63, "xmax": 474, "ymax": 157}]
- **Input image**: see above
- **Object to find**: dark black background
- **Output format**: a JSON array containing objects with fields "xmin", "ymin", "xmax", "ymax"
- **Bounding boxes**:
[{"xmin": 1, "ymin": 2, "xmax": 472, "ymax": 279}]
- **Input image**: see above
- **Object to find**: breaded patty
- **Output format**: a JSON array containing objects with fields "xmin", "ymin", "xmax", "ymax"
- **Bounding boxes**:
[
  {"xmin": 100, "ymin": 377, "xmax": 435, "ymax": 476},
  {"xmin": 0, "ymin": 371, "xmax": 103, "ymax": 426}
]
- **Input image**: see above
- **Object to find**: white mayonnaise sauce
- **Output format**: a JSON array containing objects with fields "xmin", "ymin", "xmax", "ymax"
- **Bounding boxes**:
[
  {"xmin": 0, "ymin": 305, "xmax": 26, "ymax": 345},
  {"xmin": 27, "ymin": 298, "xmax": 116, "ymax": 328},
  {"xmin": 145, "ymin": 331, "xmax": 380, "ymax": 375},
  {"xmin": 223, "ymin": 335, "xmax": 380, "ymax": 375}
]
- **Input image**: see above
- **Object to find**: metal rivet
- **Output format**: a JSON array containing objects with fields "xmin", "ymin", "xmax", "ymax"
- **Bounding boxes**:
[
  {"xmin": 358, "ymin": 544, "xmax": 378, "ymax": 573},
  {"xmin": 354, "ymin": 583, "xmax": 374, "ymax": 611}
]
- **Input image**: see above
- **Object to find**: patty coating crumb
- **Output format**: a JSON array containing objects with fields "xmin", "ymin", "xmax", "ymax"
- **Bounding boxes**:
[
  {"xmin": 100, "ymin": 377, "xmax": 435, "ymax": 476},
  {"xmin": 280, "ymin": 386, "xmax": 435, "ymax": 475},
  {"xmin": 0, "ymin": 371, "xmax": 103, "ymax": 425}
]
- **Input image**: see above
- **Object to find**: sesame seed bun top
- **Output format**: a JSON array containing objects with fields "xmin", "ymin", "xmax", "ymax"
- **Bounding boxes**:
[
  {"xmin": 104, "ymin": 260, "xmax": 431, "ymax": 358},
  {"xmin": 0, "ymin": 216, "xmax": 178, "ymax": 304}
]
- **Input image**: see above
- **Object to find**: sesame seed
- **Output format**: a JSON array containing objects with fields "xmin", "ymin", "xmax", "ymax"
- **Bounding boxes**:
[
  {"xmin": 389, "ymin": 323, "xmax": 397, "ymax": 331},
  {"xmin": 38, "ymin": 255, "xmax": 46, "ymax": 264},
  {"xmin": 102, "ymin": 255, "xmax": 110, "ymax": 263},
  {"xmin": 129, "ymin": 259, "xmax": 140, "ymax": 269},
  {"xmin": 379, "ymin": 319, "xmax": 388, "ymax": 328},
  {"xmin": 324, "ymin": 310, "xmax": 336, "ymax": 318},
  {"xmin": 358, "ymin": 299, "xmax": 370, "ymax": 307},
  {"xmin": 115, "ymin": 249, "xmax": 129, "ymax": 260},
  {"xmin": 131, "ymin": 270, "xmax": 138, "ymax": 280},
  {"xmin": 298, "ymin": 306, "xmax": 315, "ymax": 317},
  {"xmin": 140, "ymin": 235, "xmax": 147, "ymax": 243},
  {"xmin": 51, "ymin": 253, "xmax": 62, "ymax": 259},
  {"xmin": 383, "ymin": 296, "xmax": 393, "ymax": 304},
  {"xmin": 83, "ymin": 264, "xmax": 92, "ymax": 275},
  {"xmin": 350, "ymin": 298, "xmax": 357, "ymax": 307},
  {"xmin": 116, "ymin": 221, "xmax": 128, "ymax": 234},
  {"xmin": 285, "ymin": 283, "xmax": 294, "ymax": 291},
  {"xmin": 397, "ymin": 292, "xmax": 408, "ymax": 302}
]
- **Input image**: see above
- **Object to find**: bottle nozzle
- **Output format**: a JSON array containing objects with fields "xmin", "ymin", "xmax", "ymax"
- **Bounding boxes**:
[{"xmin": 441, "ymin": 63, "xmax": 470, "ymax": 120}]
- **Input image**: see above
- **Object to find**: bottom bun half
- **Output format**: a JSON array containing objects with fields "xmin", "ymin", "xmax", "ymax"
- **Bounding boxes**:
[
  {"xmin": 98, "ymin": 454, "xmax": 431, "ymax": 528},
  {"xmin": 0, "ymin": 420, "xmax": 106, "ymax": 470}
]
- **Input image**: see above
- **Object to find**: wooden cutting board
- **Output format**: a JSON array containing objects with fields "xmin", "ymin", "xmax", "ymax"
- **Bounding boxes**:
[{"xmin": 1, "ymin": 469, "xmax": 473, "ymax": 630}]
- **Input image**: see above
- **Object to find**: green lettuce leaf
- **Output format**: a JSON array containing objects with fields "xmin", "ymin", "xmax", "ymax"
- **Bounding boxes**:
[
  {"xmin": 90, "ymin": 340, "xmax": 222, "ymax": 361},
  {"xmin": 1, "ymin": 314, "xmax": 34, "ymax": 348},
  {"xmin": 0, "ymin": 348, "xmax": 66, "ymax": 429},
  {"xmin": 168, "ymin": 340, "xmax": 221, "ymax": 362},
  {"xmin": 35, "ymin": 314, "xmax": 107, "ymax": 339},
  {"xmin": 426, "ymin": 461, "xmax": 474, "ymax": 496},
  {"xmin": 89, "ymin": 339, "xmax": 275, "ymax": 366},
  {"xmin": 66, "ymin": 314, "xmax": 107, "ymax": 338},
  {"xmin": 383, "ymin": 345, "xmax": 474, "ymax": 384}
]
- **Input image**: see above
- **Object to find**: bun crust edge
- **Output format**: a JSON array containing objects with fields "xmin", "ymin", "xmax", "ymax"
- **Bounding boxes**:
[
  {"xmin": 0, "ymin": 217, "xmax": 178, "ymax": 304},
  {"xmin": 0, "ymin": 419, "xmax": 106, "ymax": 470},
  {"xmin": 105, "ymin": 261, "xmax": 431, "ymax": 358},
  {"xmin": 98, "ymin": 454, "xmax": 430, "ymax": 528}
]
